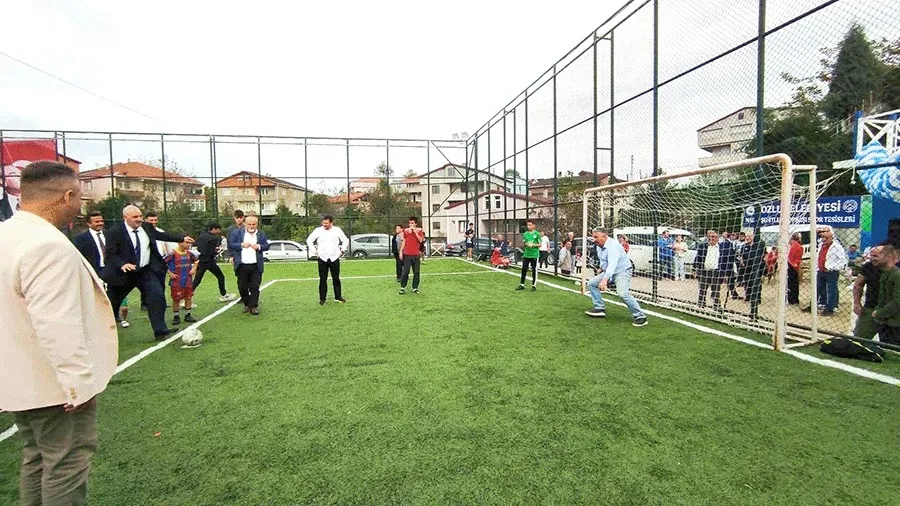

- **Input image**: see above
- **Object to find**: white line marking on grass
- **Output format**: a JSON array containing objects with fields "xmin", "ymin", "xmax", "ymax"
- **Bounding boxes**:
[
  {"xmin": 464, "ymin": 259, "xmax": 900, "ymax": 387},
  {"xmin": 0, "ymin": 268, "xmax": 496, "ymax": 443}
]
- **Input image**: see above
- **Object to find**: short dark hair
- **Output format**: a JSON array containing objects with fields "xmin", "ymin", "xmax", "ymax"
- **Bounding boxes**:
[
  {"xmin": 20, "ymin": 161, "xmax": 77, "ymax": 194},
  {"xmin": 208, "ymin": 222, "xmax": 222, "ymax": 231},
  {"xmin": 233, "ymin": 210, "xmax": 245, "ymax": 219},
  {"xmin": 86, "ymin": 211, "xmax": 103, "ymax": 221},
  {"xmin": 408, "ymin": 216, "xmax": 418, "ymax": 224},
  {"xmin": 145, "ymin": 211, "xmax": 158, "ymax": 218},
  {"xmin": 526, "ymin": 219, "xmax": 534, "ymax": 225},
  {"xmin": 322, "ymin": 215, "xmax": 334, "ymax": 223},
  {"xmin": 850, "ymin": 244, "xmax": 858, "ymax": 248}
]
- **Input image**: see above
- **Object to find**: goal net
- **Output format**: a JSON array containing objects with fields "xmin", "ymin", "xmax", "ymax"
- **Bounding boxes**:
[{"xmin": 581, "ymin": 154, "xmax": 837, "ymax": 350}]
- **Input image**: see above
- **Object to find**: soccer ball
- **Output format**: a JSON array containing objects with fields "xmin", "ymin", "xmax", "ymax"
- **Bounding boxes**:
[{"xmin": 181, "ymin": 328, "xmax": 203, "ymax": 348}]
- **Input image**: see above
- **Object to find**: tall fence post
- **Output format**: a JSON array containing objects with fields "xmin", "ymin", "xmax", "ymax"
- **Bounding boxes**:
[
  {"xmin": 651, "ymin": 0, "xmax": 660, "ymax": 301},
  {"xmin": 161, "ymin": 134, "xmax": 167, "ymax": 214},
  {"xmin": 756, "ymin": 0, "xmax": 767, "ymax": 157},
  {"xmin": 593, "ymin": 33, "xmax": 599, "ymax": 187},
  {"xmin": 609, "ymin": 29, "xmax": 615, "ymax": 184},
  {"xmin": 257, "ymin": 136, "xmax": 263, "ymax": 216},
  {"xmin": 552, "ymin": 65, "xmax": 559, "ymax": 276},
  {"xmin": 209, "ymin": 136, "xmax": 218, "ymax": 218},
  {"xmin": 109, "ymin": 134, "xmax": 115, "ymax": 200}
]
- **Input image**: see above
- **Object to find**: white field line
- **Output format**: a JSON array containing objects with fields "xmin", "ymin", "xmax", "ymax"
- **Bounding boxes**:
[
  {"xmin": 466, "ymin": 259, "xmax": 900, "ymax": 387},
  {"xmin": 0, "ymin": 269, "xmax": 491, "ymax": 443}
]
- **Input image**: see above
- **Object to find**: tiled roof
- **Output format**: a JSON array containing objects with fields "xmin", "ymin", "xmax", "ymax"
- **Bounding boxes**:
[
  {"xmin": 216, "ymin": 171, "xmax": 306, "ymax": 190},
  {"xmin": 80, "ymin": 162, "xmax": 203, "ymax": 185}
]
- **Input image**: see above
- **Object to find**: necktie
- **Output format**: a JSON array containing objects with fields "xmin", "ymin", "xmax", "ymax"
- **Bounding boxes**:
[
  {"xmin": 97, "ymin": 232, "xmax": 106, "ymax": 262},
  {"xmin": 133, "ymin": 230, "xmax": 141, "ymax": 264}
]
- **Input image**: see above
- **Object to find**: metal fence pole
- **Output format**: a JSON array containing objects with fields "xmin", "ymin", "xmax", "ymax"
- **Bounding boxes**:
[
  {"xmin": 161, "ymin": 134, "xmax": 167, "ymax": 214},
  {"xmin": 346, "ymin": 139, "xmax": 352, "ymax": 252},
  {"xmin": 593, "ymin": 34, "xmax": 599, "ymax": 187},
  {"xmin": 609, "ymin": 30, "xmax": 615, "ymax": 184},
  {"xmin": 524, "ymin": 95, "xmax": 530, "ymax": 230},
  {"xmin": 503, "ymin": 111, "xmax": 508, "ymax": 242},
  {"xmin": 651, "ymin": 0, "xmax": 660, "ymax": 301},
  {"xmin": 303, "ymin": 139, "xmax": 309, "ymax": 249},
  {"xmin": 209, "ymin": 136, "xmax": 218, "ymax": 218},
  {"xmin": 426, "ymin": 143, "xmax": 431, "ymax": 248},
  {"xmin": 487, "ymin": 122, "xmax": 492, "ymax": 237},
  {"xmin": 552, "ymin": 65, "xmax": 559, "ymax": 276},
  {"xmin": 756, "ymin": 0, "xmax": 767, "ymax": 157},
  {"xmin": 257, "ymin": 136, "xmax": 263, "ymax": 216},
  {"xmin": 474, "ymin": 137, "xmax": 480, "ymax": 242},
  {"xmin": 386, "ymin": 139, "xmax": 391, "ymax": 232},
  {"xmin": 109, "ymin": 134, "xmax": 115, "ymax": 199}
]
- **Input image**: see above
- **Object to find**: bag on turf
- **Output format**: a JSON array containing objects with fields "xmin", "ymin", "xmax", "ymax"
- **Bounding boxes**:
[{"xmin": 819, "ymin": 338, "xmax": 884, "ymax": 363}]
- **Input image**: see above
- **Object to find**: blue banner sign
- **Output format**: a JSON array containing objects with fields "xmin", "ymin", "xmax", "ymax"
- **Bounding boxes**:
[{"xmin": 743, "ymin": 196, "xmax": 861, "ymax": 228}]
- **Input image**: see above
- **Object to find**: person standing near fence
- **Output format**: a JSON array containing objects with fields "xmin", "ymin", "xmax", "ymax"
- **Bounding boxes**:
[
  {"xmin": 307, "ymin": 215, "xmax": 348, "ymax": 305},
  {"xmin": 742, "ymin": 232, "xmax": 767, "ymax": 321},
  {"xmin": 538, "ymin": 230, "xmax": 551, "ymax": 269},
  {"xmin": 672, "ymin": 235, "xmax": 688, "ymax": 281},
  {"xmin": 224, "ymin": 210, "xmax": 245, "ymax": 264},
  {"xmin": 228, "ymin": 214, "xmax": 269, "ymax": 315},
  {"xmin": 584, "ymin": 227, "xmax": 648, "ymax": 327},
  {"xmin": 872, "ymin": 245, "xmax": 900, "ymax": 345},
  {"xmin": 693, "ymin": 230, "xmax": 734, "ymax": 311},
  {"xmin": 517, "ymin": 220, "xmax": 540, "ymax": 291},
  {"xmin": 399, "ymin": 217, "xmax": 425, "ymax": 295},
  {"xmin": 853, "ymin": 245, "xmax": 884, "ymax": 340},
  {"xmin": 657, "ymin": 230, "xmax": 674, "ymax": 279},
  {"xmin": 558, "ymin": 239, "xmax": 573, "ymax": 276},
  {"xmin": 465, "ymin": 223, "xmax": 475, "ymax": 262},
  {"xmin": 391, "ymin": 224, "xmax": 403, "ymax": 282},
  {"xmin": 804, "ymin": 228, "xmax": 847, "ymax": 316},
  {"xmin": 193, "ymin": 222, "xmax": 237, "ymax": 302},
  {"xmin": 787, "ymin": 232, "xmax": 803, "ymax": 305},
  {"xmin": 1, "ymin": 161, "xmax": 118, "ymax": 505}
]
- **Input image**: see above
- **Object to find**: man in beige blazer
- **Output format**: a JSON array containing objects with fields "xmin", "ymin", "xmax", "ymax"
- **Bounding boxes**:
[{"xmin": 0, "ymin": 161, "xmax": 118, "ymax": 505}]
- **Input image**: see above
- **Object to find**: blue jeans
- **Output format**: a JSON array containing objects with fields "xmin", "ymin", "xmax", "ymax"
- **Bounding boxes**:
[
  {"xmin": 587, "ymin": 269, "xmax": 645, "ymax": 318},
  {"xmin": 817, "ymin": 270, "xmax": 839, "ymax": 311}
]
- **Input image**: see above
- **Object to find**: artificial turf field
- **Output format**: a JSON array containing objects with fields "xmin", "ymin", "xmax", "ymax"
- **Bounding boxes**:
[{"xmin": 1, "ymin": 258, "xmax": 898, "ymax": 505}]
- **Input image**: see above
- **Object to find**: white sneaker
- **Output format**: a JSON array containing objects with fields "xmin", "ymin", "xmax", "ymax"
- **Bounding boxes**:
[
  {"xmin": 219, "ymin": 294, "xmax": 237, "ymax": 302},
  {"xmin": 120, "ymin": 320, "xmax": 130, "ymax": 328}
]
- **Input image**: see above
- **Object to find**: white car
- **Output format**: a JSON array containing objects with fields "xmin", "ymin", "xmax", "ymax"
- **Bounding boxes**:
[
  {"xmin": 263, "ymin": 240, "xmax": 309, "ymax": 262},
  {"xmin": 613, "ymin": 227, "xmax": 696, "ymax": 275}
]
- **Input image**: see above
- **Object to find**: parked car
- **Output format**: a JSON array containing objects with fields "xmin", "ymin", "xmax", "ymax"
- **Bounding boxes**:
[
  {"xmin": 263, "ymin": 240, "xmax": 309, "ymax": 262},
  {"xmin": 613, "ymin": 227, "xmax": 696, "ymax": 275},
  {"xmin": 349, "ymin": 233, "xmax": 392, "ymax": 259}
]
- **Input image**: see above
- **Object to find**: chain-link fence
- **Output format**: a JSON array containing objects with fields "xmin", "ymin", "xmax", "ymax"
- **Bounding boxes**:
[{"xmin": 463, "ymin": 0, "xmax": 899, "ymax": 338}]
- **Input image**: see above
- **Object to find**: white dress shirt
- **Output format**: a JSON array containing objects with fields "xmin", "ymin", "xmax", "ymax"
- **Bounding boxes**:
[
  {"xmin": 154, "ymin": 226, "xmax": 176, "ymax": 258},
  {"xmin": 92, "ymin": 230, "xmax": 107, "ymax": 268},
  {"xmin": 127, "ymin": 224, "xmax": 152, "ymax": 268},
  {"xmin": 306, "ymin": 226, "xmax": 348, "ymax": 262},
  {"xmin": 704, "ymin": 243, "xmax": 720, "ymax": 271},
  {"xmin": 241, "ymin": 230, "xmax": 259, "ymax": 264},
  {"xmin": 0, "ymin": 211, "xmax": 118, "ymax": 410}
]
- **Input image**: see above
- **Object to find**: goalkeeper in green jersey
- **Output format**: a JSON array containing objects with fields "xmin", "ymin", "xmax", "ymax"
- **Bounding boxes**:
[{"xmin": 517, "ymin": 220, "xmax": 541, "ymax": 291}]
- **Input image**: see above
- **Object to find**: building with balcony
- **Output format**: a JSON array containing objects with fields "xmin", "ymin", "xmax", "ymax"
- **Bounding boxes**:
[
  {"xmin": 216, "ymin": 171, "xmax": 309, "ymax": 216},
  {"xmin": 79, "ymin": 162, "xmax": 205, "ymax": 212},
  {"xmin": 697, "ymin": 107, "xmax": 757, "ymax": 168}
]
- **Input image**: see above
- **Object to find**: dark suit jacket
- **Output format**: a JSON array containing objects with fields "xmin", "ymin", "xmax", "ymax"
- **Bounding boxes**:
[
  {"xmin": 100, "ymin": 222, "xmax": 185, "ymax": 285},
  {"xmin": 693, "ymin": 241, "xmax": 735, "ymax": 275},
  {"xmin": 228, "ymin": 228, "xmax": 270, "ymax": 273},
  {"xmin": 0, "ymin": 195, "xmax": 14, "ymax": 222},
  {"xmin": 73, "ymin": 230, "xmax": 105, "ymax": 275},
  {"xmin": 741, "ymin": 240, "xmax": 767, "ymax": 278}
]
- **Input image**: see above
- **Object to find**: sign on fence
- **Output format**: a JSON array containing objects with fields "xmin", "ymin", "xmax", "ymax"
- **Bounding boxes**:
[{"xmin": 743, "ymin": 196, "xmax": 861, "ymax": 228}]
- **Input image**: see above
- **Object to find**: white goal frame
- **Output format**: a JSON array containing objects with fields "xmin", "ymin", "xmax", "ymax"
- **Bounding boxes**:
[{"xmin": 581, "ymin": 154, "xmax": 820, "ymax": 351}]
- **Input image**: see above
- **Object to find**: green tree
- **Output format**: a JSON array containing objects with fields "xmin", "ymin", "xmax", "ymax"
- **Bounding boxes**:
[
  {"xmin": 374, "ymin": 161, "xmax": 393, "ymax": 178},
  {"xmin": 91, "ymin": 194, "xmax": 132, "ymax": 224},
  {"xmin": 134, "ymin": 154, "xmax": 196, "ymax": 177},
  {"xmin": 268, "ymin": 201, "xmax": 297, "ymax": 239},
  {"xmin": 402, "ymin": 169, "xmax": 417, "ymax": 179},
  {"xmin": 822, "ymin": 24, "xmax": 884, "ymax": 121}
]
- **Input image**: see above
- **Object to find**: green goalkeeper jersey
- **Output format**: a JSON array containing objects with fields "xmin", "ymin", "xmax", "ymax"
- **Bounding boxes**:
[{"xmin": 522, "ymin": 230, "xmax": 541, "ymax": 259}]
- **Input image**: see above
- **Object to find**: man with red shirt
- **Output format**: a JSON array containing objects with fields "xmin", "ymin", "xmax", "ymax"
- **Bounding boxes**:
[
  {"xmin": 399, "ymin": 216, "xmax": 426, "ymax": 295},
  {"xmin": 787, "ymin": 232, "xmax": 803, "ymax": 305}
]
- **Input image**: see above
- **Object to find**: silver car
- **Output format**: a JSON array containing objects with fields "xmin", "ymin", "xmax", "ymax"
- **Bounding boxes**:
[
  {"xmin": 349, "ymin": 233, "xmax": 392, "ymax": 259},
  {"xmin": 263, "ymin": 240, "xmax": 310, "ymax": 261}
]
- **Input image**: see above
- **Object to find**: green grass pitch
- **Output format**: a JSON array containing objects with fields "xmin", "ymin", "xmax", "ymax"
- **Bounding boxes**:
[{"xmin": 1, "ymin": 259, "xmax": 898, "ymax": 505}]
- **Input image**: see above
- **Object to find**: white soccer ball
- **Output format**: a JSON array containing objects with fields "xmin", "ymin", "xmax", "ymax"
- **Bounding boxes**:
[{"xmin": 181, "ymin": 328, "xmax": 203, "ymax": 348}]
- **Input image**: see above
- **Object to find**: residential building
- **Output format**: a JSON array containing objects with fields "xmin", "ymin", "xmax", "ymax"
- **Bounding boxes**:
[
  {"xmin": 349, "ymin": 177, "xmax": 382, "ymax": 194},
  {"xmin": 697, "ymin": 107, "xmax": 757, "ymax": 168},
  {"xmin": 80, "ymin": 162, "xmax": 205, "ymax": 212},
  {"xmin": 216, "ymin": 171, "xmax": 309, "ymax": 216},
  {"xmin": 328, "ymin": 192, "xmax": 368, "ymax": 211},
  {"xmin": 440, "ymin": 190, "xmax": 554, "ymax": 246},
  {"xmin": 528, "ymin": 171, "xmax": 612, "ymax": 200}
]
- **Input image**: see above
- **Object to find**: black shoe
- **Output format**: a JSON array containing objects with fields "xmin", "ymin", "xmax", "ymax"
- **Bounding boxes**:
[
  {"xmin": 633, "ymin": 317, "xmax": 649, "ymax": 327},
  {"xmin": 171, "ymin": 315, "xmax": 181, "ymax": 326},
  {"xmin": 184, "ymin": 314, "xmax": 197, "ymax": 323},
  {"xmin": 531, "ymin": 285, "xmax": 537, "ymax": 292},
  {"xmin": 585, "ymin": 309, "xmax": 606, "ymax": 318},
  {"xmin": 319, "ymin": 300, "xmax": 326, "ymax": 306},
  {"xmin": 515, "ymin": 285, "xmax": 525, "ymax": 291},
  {"xmin": 412, "ymin": 288, "xmax": 420, "ymax": 294},
  {"xmin": 250, "ymin": 307, "xmax": 260, "ymax": 316},
  {"xmin": 154, "ymin": 329, "xmax": 173, "ymax": 341},
  {"xmin": 242, "ymin": 305, "xmax": 251, "ymax": 313},
  {"xmin": 335, "ymin": 298, "xmax": 347, "ymax": 303}
]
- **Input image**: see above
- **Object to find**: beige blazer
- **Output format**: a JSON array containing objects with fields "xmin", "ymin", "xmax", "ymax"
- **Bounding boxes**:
[{"xmin": 0, "ymin": 211, "xmax": 118, "ymax": 411}]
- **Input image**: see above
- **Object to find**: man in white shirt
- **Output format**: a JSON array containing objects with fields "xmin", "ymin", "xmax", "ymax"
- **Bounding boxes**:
[
  {"xmin": 143, "ymin": 212, "xmax": 175, "ymax": 310},
  {"xmin": 227, "ymin": 214, "xmax": 270, "ymax": 315},
  {"xmin": 539, "ymin": 230, "xmax": 551, "ymax": 269},
  {"xmin": 306, "ymin": 215, "xmax": 349, "ymax": 305},
  {"xmin": 0, "ymin": 161, "xmax": 118, "ymax": 505}
]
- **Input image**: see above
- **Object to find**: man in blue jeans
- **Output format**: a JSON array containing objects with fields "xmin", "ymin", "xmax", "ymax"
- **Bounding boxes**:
[
  {"xmin": 585, "ymin": 227, "xmax": 649, "ymax": 327},
  {"xmin": 805, "ymin": 228, "xmax": 847, "ymax": 316}
]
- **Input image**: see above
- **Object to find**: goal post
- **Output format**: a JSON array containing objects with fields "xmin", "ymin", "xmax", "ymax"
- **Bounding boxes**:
[{"xmin": 580, "ymin": 154, "xmax": 828, "ymax": 350}]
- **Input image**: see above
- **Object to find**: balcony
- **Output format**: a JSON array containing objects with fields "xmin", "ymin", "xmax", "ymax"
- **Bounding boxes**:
[{"xmin": 698, "ymin": 151, "xmax": 749, "ymax": 168}]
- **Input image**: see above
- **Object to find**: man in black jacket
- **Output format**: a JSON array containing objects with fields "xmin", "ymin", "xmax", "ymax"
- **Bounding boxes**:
[
  {"xmin": 391, "ymin": 224, "xmax": 403, "ymax": 282},
  {"xmin": 693, "ymin": 230, "xmax": 735, "ymax": 311},
  {"xmin": 72, "ymin": 211, "xmax": 107, "ymax": 276},
  {"xmin": 101, "ymin": 205, "xmax": 194, "ymax": 340},
  {"xmin": 193, "ymin": 222, "xmax": 236, "ymax": 302},
  {"xmin": 741, "ymin": 232, "xmax": 767, "ymax": 321}
]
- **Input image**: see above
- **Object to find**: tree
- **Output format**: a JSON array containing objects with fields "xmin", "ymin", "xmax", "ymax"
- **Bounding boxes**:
[
  {"xmin": 374, "ymin": 161, "xmax": 393, "ymax": 179},
  {"xmin": 268, "ymin": 201, "xmax": 297, "ymax": 240},
  {"xmin": 135, "ymin": 154, "xmax": 196, "ymax": 177},
  {"xmin": 91, "ymin": 194, "xmax": 133, "ymax": 224},
  {"xmin": 402, "ymin": 169, "xmax": 418, "ymax": 179},
  {"xmin": 822, "ymin": 24, "xmax": 884, "ymax": 121}
]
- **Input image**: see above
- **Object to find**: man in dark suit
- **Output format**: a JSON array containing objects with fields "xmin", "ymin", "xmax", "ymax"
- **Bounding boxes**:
[
  {"xmin": 741, "ymin": 232, "xmax": 767, "ymax": 321},
  {"xmin": 391, "ymin": 224, "xmax": 403, "ymax": 282},
  {"xmin": 227, "ymin": 214, "xmax": 269, "ymax": 315},
  {"xmin": 693, "ymin": 230, "xmax": 735, "ymax": 311},
  {"xmin": 73, "ymin": 211, "xmax": 107, "ymax": 275},
  {"xmin": 101, "ymin": 205, "xmax": 193, "ymax": 339}
]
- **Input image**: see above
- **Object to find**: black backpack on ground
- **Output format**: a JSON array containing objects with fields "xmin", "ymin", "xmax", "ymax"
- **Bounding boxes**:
[{"xmin": 820, "ymin": 338, "xmax": 884, "ymax": 363}]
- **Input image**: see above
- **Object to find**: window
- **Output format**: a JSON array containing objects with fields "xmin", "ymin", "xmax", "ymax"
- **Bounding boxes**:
[
  {"xmin": 82, "ymin": 181, "xmax": 93, "ymax": 191},
  {"xmin": 494, "ymin": 195, "xmax": 502, "ymax": 209},
  {"xmin": 189, "ymin": 200, "xmax": 205, "ymax": 212},
  {"xmin": 283, "ymin": 243, "xmax": 301, "ymax": 252},
  {"xmin": 221, "ymin": 188, "xmax": 231, "ymax": 196},
  {"xmin": 484, "ymin": 196, "xmax": 491, "ymax": 209},
  {"xmin": 433, "ymin": 222, "xmax": 441, "ymax": 231},
  {"xmin": 375, "ymin": 236, "xmax": 389, "ymax": 247},
  {"xmin": 431, "ymin": 185, "xmax": 440, "ymax": 194},
  {"xmin": 737, "ymin": 112, "xmax": 745, "ymax": 120},
  {"xmin": 446, "ymin": 167, "xmax": 456, "ymax": 177},
  {"xmin": 262, "ymin": 201, "xmax": 275, "ymax": 212},
  {"xmin": 432, "ymin": 204, "xmax": 440, "ymax": 213}
]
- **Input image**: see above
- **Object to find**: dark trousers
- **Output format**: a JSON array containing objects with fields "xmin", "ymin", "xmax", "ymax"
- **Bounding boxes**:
[
  {"xmin": 109, "ymin": 267, "xmax": 168, "ymax": 334},
  {"xmin": 745, "ymin": 271, "xmax": 763, "ymax": 318},
  {"xmin": 13, "ymin": 398, "xmax": 98, "ymax": 506},
  {"xmin": 236, "ymin": 263, "xmax": 262, "ymax": 307},
  {"xmin": 394, "ymin": 254, "xmax": 402, "ymax": 280},
  {"xmin": 725, "ymin": 271, "xmax": 739, "ymax": 296},
  {"xmin": 401, "ymin": 256, "xmax": 421, "ymax": 289},
  {"xmin": 877, "ymin": 325, "xmax": 900, "ymax": 345},
  {"xmin": 140, "ymin": 271, "xmax": 166, "ymax": 308},
  {"xmin": 194, "ymin": 260, "xmax": 227, "ymax": 296},
  {"xmin": 697, "ymin": 270, "xmax": 722, "ymax": 308},
  {"xmin": 787, "ymin": 265, "xmax": 800, "ymax": 304},
  {"xmin": 659, "ymin": 257, "xmax": 673, "ymax": 279},
  {"xmin": 817, "ymin": 270, "xmax": 839, "ymax": 311},
  {"xmin": 539, "ymin": 250, "xmax": 549, "ymax": 268},
  {"xmin": 520, "ymin": 257, "xmax": 537, "ymax": 286},
  {"xmin": 318, "ymin": 258, "xmax": 342, "ymax": 301}
]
